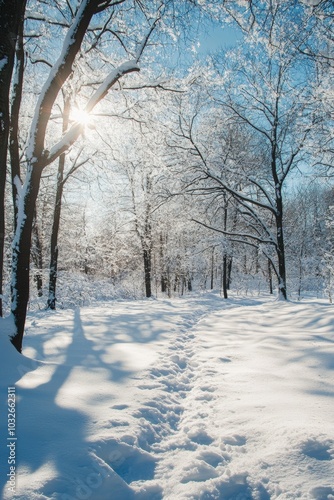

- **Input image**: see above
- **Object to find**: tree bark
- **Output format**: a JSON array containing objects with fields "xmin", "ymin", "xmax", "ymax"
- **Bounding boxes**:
[
  {"xmin": 0, "ymin": 0, "xmax": 26, "ymax": 317},
  {"xmin": 268, "ymin": 258, "xmax": 273, "ymax": 295},
  {"xmin": 31, "ymin": 212, "xmax": 43, "ymax": 297},
  {"xmin": 143, "ymin": 248, "xmax": 152, "ymax": 298},
  {"xmin": 210, "ymin": 247, "xmax": 214, "ymax": 290},
  {"xmin": 47, "ymin": 96, "xmax": 70, "ymax": 310},
  {"xmin": 222, "ymin": 254, "xmax": 228, "ymax": 299},
  {"xmin": 227, "ymin": 257, "xmax": 232, "ymax": 290},
  {"xmin": 11, "ymin": 165, "xmax": 42, "ymax": 352},
  {"xmin": 274, "ymin": 184, "xmax": 287, "ymax": 300},
  {"xmin": 10, "ymin": 5, "xmax": 25, "ymax": 229}
]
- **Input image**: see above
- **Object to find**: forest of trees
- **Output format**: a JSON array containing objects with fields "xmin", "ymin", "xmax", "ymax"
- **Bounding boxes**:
[{"xmin": 0, "ymin": 0, "xmax": 333, "ymax": 352}]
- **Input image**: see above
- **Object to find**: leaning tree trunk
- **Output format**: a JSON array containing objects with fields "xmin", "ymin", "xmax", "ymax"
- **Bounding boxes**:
[
  {"xmin": 10, "ymin": 0, "xmax": 100, "ymax": 352},
  {"xmin": 9, "ymin": 0, "xmax": 148, "ymax": 352}
]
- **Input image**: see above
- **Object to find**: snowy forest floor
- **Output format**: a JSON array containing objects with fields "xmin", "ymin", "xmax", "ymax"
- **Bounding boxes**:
[{"xmin": 1, "ymin": 292, "xmax": 334, "ymax": 500}]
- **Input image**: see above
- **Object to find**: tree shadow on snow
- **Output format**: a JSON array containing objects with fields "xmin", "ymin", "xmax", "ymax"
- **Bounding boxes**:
[{"xmin": 1, "ymin": 308, "xmax": 142, "ymax": 499}]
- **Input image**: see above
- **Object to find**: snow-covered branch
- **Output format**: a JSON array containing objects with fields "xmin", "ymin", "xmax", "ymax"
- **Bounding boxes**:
[
  {"xmin": 192, "ymin": 219, "xmax": 276, "ymax": 246},
  {"xmin": 46, "ymin": 61, "xmax": 139, "ymax": 165}
]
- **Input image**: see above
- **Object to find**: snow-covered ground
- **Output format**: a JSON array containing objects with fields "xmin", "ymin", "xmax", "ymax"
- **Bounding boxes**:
[{"xmin": 1, "ymin": 293, "xmax": 334, "ymax": 500}]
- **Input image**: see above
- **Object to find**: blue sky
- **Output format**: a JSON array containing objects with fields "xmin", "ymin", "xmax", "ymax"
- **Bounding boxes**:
[{"xmin": 198, "ymin": 23, "xmax": 242, "ymax": 55}]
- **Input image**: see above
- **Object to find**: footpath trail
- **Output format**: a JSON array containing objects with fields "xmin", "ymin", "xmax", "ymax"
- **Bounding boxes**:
[{"xmin": 104, "ymin": 298, "xmax": 334, "ymax": 500}]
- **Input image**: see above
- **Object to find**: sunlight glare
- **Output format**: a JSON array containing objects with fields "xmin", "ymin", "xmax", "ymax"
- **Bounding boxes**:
[{"xmin": 71, "ymin": 107, "xmax": 91, "ymax": 126}]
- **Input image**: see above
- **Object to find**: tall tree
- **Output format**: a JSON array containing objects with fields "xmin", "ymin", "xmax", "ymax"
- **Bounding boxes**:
[
  {"xmin": 0, "ymin": 0, "xmax": 26, "ymax": 317},
  {"xmin": 170, "ymin": 37, "xmax": 314, "ymax": 299},
  {"xmin": 9, "ymin": 0, "xmax": 160, "ymax": 352}
]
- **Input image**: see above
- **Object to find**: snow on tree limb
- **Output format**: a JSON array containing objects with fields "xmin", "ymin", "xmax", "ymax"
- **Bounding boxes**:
[
  {"xmin": 192, "ymin": 218, "xmax": 276, "ymax": 247},
  {"xmin": 85, "ymin": 61, "xmax": 140, "ymax": 113},
  {"xmin": 46, "ymin": 61, "xmax": 140, "ymax": 165},
  {"xmin": 45, "ymin": 13, "xmax": 162, "ymax": 167},
  {"xmin": 26, "ymin": 0, "xmax": 97, "ymax": 162}
]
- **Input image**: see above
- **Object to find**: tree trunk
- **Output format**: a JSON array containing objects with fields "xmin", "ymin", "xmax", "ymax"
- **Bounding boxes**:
[
  {"xmin": 9, "ymin": 1, "xmax": 102, "ymax": 351},
  {"xmin": 222, "ymin": 254, "xmax": 228, "ymax": 299},
  {"xmin": 210, "ymin": 247, "xmax": 214, "ymax": 290},
  {"xmin": 32, "ymin": 212, "xmax": 43, "ymax": 297},
  {"xmin": 47, "ymin": 97, "xmax": 69, "ymax": 310},
  {"xmin": 160, "ymin": 234, "xmax": 167, "ymax": 293},
  {"xmin": 143, "ymin": 248, "xmax": 152, "ymax": 298},
  {"xmin": 0, "ymin": 0, "xmax": 26, "ymax": 316},
  {"xmin": 268, "ymin": 258, "xmax": 273, "ymax": 295},
  {"xmin": 275, "ymin": 191, "xmax": 287, "ymax": 300},
  {"xmin": 10, "ymin": 165, "xmax": 42, "ymax": 352},
  {"xmin": 161, "ymin": 274, "xmax": 167, "ymax": 293},
  {"xmin": 10, "ymin": 8, "xmax": 25, "ymax": 228},
  {"xmin": 227, "ymin": 257, "xmax": 232, "ymax": 290},
  {"xmin": 271, "ymin": 89, "xmax": 288, "ymax": 301}
]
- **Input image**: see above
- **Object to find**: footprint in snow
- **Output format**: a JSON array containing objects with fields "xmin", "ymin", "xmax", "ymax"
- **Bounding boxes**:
[
  {"xmin": 187, "ymin": 428, "xmax": 214, "ymax": 445},
  {"xmin": 109, "ymin": 419, "xmax": 130, "ymax": 427},
  {"xmin": 138, "ymin": 383, "xmax": 161, "ymax": 390},
  {"xmin": 301, "ymin": 437, "xmax": 334, "ymax": 461},
  {"xmin": 180, "ymin": 460, "xmax": 219, "ymax": 483},
  {"xmin": 199, "ymin": 385, "xmax": 216, "ymax": 392},
  {"xmin": 309, "ymin": 486, "xmax": 334, "ymax": 500},
  {"xmin": 170, "ymin": 354, "xmax": 188, "ymax": 369},
  {"xmin": 111, "ymin": 404, "xmax": 129, "ymax": 410},
  {"xmin": 198, "ymin": 472, "xmax": 255, "ymax": 500},
  {"xmin": 195, "ymin": 393, "xmax": 215, "ymax": 402},
  {"xmin": 91, "ymin": 438, "xmax": 158, "ymax": 485},
  {"xmin": 219, "ymin": 356, "xmax": 232, "ymax": 363},
  {"xmin": 197, "ymin": 450, "xmax": 230, "ymax": 467},
  {"xmin": 222, "ymin": 434, "xmax": 247, "ymax": 447}
]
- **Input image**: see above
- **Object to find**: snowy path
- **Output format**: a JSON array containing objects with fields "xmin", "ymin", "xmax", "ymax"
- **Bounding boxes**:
[
  {"xmin": 105, "ymin": 298, "xmax": 334, "ymax": 500},
  {"xmin": 1, "ymin": 294, "xmax": 334, "ymax": 499}
]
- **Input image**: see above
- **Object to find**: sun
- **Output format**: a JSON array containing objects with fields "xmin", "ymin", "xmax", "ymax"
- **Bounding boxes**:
[{"xmin": 71, "ymin": 107, "xmax": 91, "ymax": 126}]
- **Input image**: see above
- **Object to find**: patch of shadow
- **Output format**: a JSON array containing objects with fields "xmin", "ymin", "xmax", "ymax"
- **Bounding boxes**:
[
  {"xmin": 112, "ymin": 450, "xmax": 156, "ymax": 484},
  {"xmin": 181, "ymin": 462, "xmax": 219, "ymax": 483},
  {"xmin": 92, "ymin": 439, "xmax": 157, "ymax": 485},
  {"xmin": 111, "ymin": 404, "xmax": 129, "ymax": 410},
  {"xmin": 200, "ymin": 385, "xmax": 215, "ymax": 392},
  {"xmin": 195, "ymin": 393, "xmax": 215, "ymax": 401},
  {"xmin": 197, "ymin": 450, "xmax": 229, "ymax": 467},
  {"xmin": 136, "ymin": 484, "xmax": 163, "ymax": 500},
  {"xmin": 109, "ymin": 420, "xmax": 130, "ymax": 427},
  {"xmin": 310, "ymin": 486, "xmax": 334, "ymax": 500},
  {"xmin": 219, "ymin": 357, "xmax": 232, "ymax": 363},
  {"xmin": 301, "ymin": 438, "xmax": 333, "ymax": 461},
  {"xmin": 223, "ymin": 434, "xmax": 247, "ymax": 447},
  {"xmin": 256, "ymin": 484, "xmax": 271, "ymax": 500},
  {"xmin": 188, "ymin": 429, "xmax": 214, "ymax": 445},
  {"xmin": 199, "ymin": 473, "xmax": 254, "ymax": 499}
]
